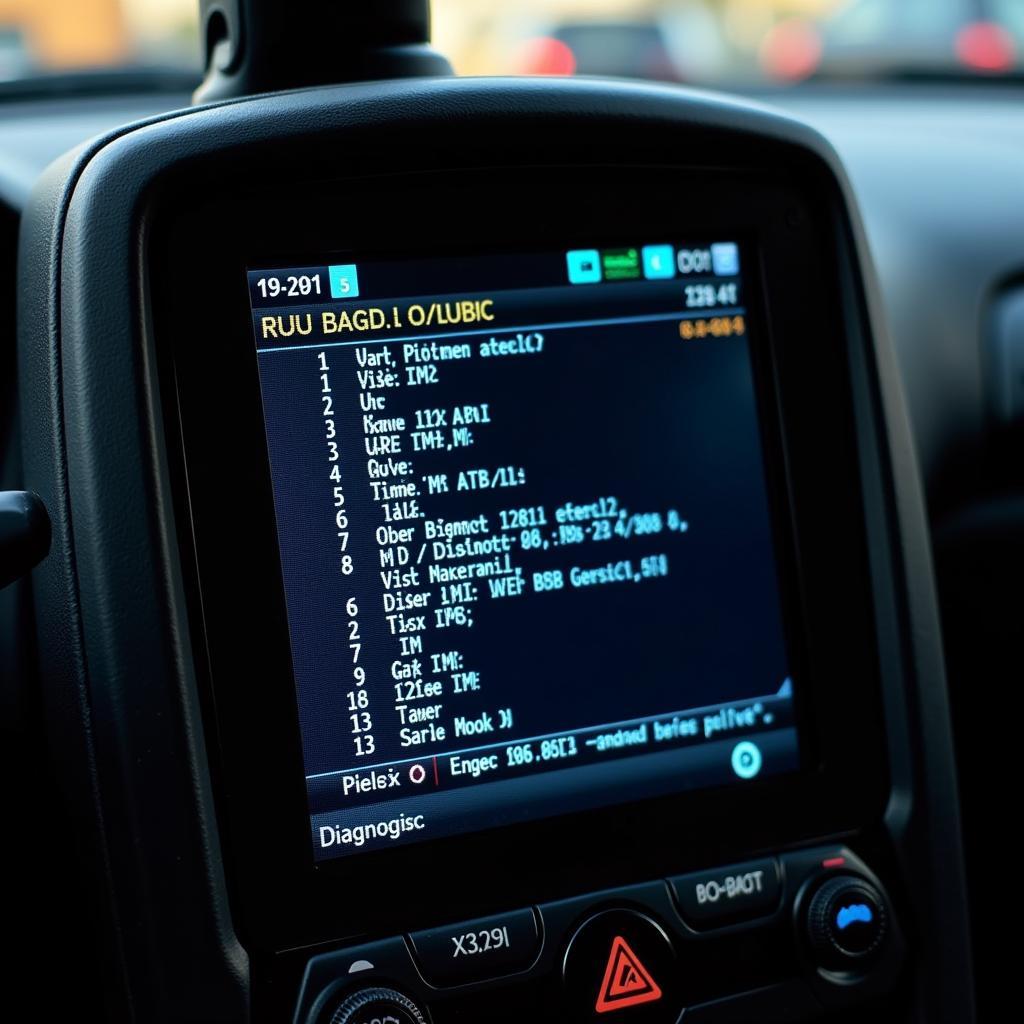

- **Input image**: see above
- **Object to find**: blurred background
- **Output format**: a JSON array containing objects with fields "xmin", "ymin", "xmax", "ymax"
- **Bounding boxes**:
[{"xmin": 1, "ymin": 0, "xmax": 1022, "ymax": 85}]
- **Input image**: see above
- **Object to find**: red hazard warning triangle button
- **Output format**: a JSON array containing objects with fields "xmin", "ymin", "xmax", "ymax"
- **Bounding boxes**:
[
  {"xmin": 563, "ymin": 909, "xmax": 677, "ymax": 1021},
  {"xmin": 595, "ymin": 936, "xmax": 663, "ymax": 1013}
]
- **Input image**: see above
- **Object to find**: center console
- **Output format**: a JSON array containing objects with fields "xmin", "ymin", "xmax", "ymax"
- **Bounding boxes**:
[{"xmin": 17, "ymin": 77, "xmax": 972, "ymax": 1023}]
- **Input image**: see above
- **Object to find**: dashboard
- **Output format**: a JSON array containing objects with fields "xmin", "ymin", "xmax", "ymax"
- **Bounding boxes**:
[{"xmin": 2, "ymin": 72, "xmax": 1013, "ymax": 1024}]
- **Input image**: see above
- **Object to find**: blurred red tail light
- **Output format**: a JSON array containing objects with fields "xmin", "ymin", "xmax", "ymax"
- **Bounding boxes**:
[{"xmin": 955, "ymin": 21, "xmax": 1016, "ymax": 72}]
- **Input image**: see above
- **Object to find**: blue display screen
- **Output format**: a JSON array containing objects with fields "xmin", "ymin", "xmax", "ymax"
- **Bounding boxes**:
[{"xmin": 247, "ymin": 242, "xmax": 799, "ymax": 861}]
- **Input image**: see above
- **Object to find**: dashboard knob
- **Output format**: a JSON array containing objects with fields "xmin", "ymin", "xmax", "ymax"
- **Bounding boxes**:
[
  {"xmin": 329, "ymin": 986, "xmax": 427, "ymax": 1024},
  {"xmin": 805, "ymin": 875, "xmax": 888, "ymax": 968}
]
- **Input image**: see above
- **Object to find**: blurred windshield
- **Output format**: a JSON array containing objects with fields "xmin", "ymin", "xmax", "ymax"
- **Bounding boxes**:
[
  {"xmin": 1, "ymin": 0, "xmax": 1022, "ymax": 87},
  {"xmin": 0, "ymin": 0, "xmax": 197, "ymax": 80}
]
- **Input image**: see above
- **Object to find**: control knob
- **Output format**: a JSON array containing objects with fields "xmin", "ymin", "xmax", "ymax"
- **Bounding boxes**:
[
  {"xmin": 329, "ymin": 986, "xmax": 427, "ymax": 1024},
  {"xmin": 805, "ymin": 875, "xmax": 889, "ymax": 969}
]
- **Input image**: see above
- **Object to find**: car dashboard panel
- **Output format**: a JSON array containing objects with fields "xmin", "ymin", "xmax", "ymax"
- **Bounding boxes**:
[{"xmin": 13, "ymin": 78, "xmax": 971, "ymax": 1023}]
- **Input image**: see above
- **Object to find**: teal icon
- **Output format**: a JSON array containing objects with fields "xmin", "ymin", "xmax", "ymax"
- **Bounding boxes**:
[
  {"xmin": 731, "ymin": 740, "xmax": 763, "ymax": 780},
  {"xmin": 642, "ymin": 244, "xmax": 676, "ymax": 280},
  {"xmin": 566, "ymin": 249, "xmax": 601, "ymax": 285},
  {"xmin": 711, "ymin": 242, "xmax": 740, "ymax": 276},
  {"xmin": 328, "ymin": 264, "xmax": 359, "ymax": 299}
]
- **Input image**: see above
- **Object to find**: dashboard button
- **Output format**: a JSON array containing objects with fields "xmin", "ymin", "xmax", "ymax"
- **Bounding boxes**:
[
  {"xmin": 670, "ymin": 858, "xmax": 780, "ymax": 929},
  {"xmin": 563, "ymin": 909, "xmax": 676, "ymax": 1021},
  {"xmin": 805, "ymin": 875, "xmax": 888, "ymax": 966},
  {"xmin": 408, "ymin": 908, "xmax": 540, "ymax": 986}
]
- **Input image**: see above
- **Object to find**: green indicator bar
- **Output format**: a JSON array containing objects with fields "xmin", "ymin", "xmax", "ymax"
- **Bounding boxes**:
[{"xmin": 602, "ymin": 248, "xmax": 641, "ymax": 281}]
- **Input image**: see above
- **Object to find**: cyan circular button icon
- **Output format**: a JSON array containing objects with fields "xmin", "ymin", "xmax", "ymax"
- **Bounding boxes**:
[{"xmin": 731, "ymin": 740, "xmax": 763, "ymax": 780}]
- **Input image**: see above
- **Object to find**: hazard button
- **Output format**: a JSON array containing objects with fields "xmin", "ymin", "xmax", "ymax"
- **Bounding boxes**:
[
  {"xmin": 596, "ymin": 935, "xmax": 662, "ymax": 1012},
  {"xmin": 563, "ymin": 910, "xmax": 677, "ymax": 1022}
]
